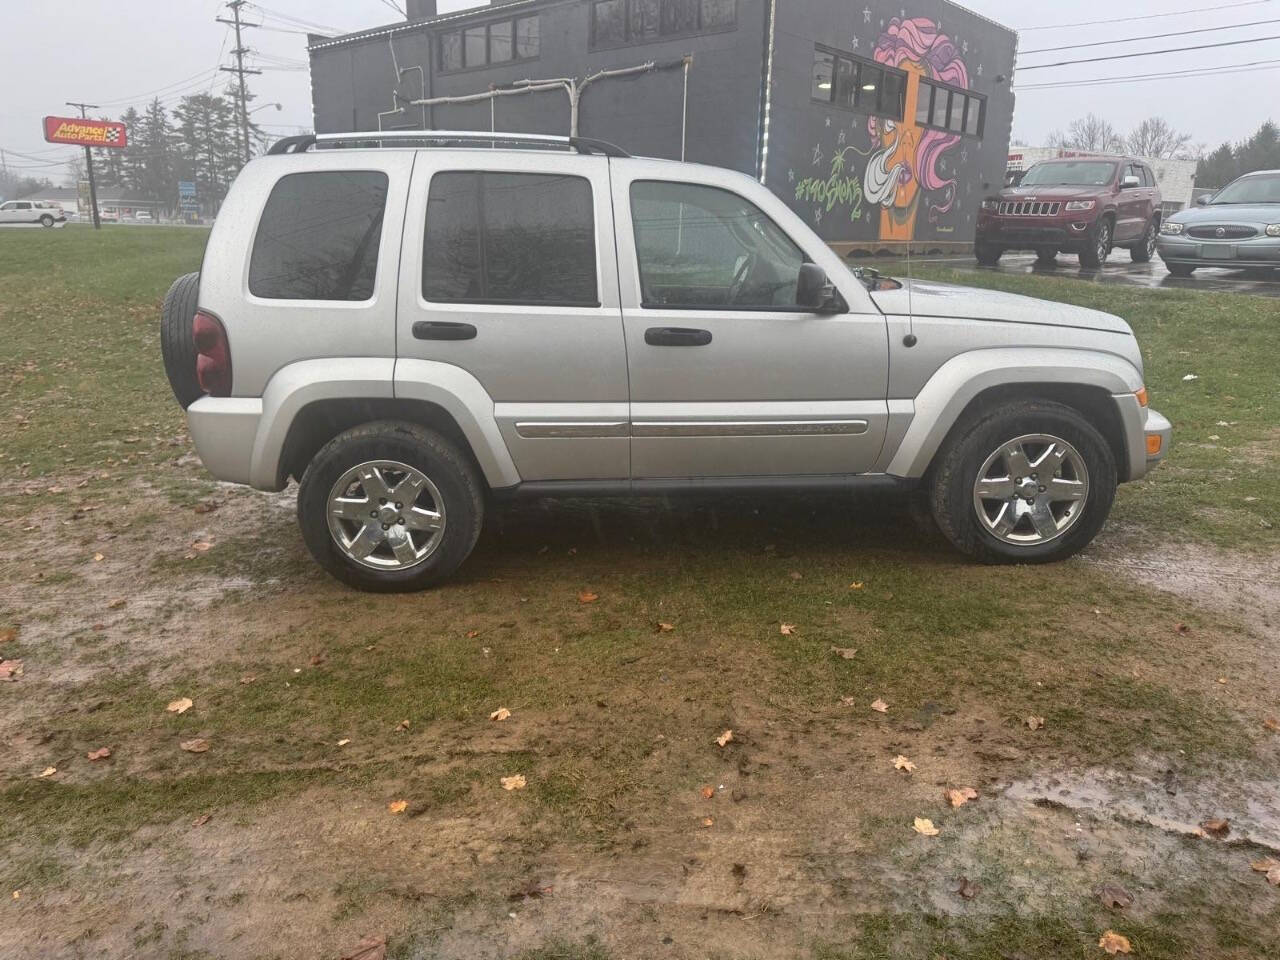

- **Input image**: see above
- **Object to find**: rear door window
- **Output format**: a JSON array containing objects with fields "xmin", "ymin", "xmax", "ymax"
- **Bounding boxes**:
[
  {"xmin": 249, "ymin": 170, "xmax": 389, "ymax": 301},
  {"xmin": 422, "ymin": 171, "xmax": 598, "ymax": 306}
]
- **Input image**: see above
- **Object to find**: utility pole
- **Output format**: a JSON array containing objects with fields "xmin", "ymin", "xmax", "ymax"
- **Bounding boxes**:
[
  {"xmin": 217, "ymin": 1, "xmax": 261, "ymax": 164},
  {"xmin": 66, "ymin": 100, "xmax": 102, "ymax": 230}
]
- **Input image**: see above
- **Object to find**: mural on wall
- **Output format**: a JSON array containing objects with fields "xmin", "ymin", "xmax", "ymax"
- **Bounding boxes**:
[{"xmin": 794, "ymin": 13, "xmax": 972, "ymax": 245}]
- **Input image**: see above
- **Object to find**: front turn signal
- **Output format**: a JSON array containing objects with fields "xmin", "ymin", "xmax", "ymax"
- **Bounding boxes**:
[
  {"xmin": 1135, "ymin": 386, "xmax": 1149, "ymax": 407},
  {"xmin": 1146, "ymin": 434, "xmax": 1163, "ymax": 456}
]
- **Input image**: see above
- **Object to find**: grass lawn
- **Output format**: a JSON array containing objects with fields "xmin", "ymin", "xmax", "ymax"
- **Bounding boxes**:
[{"xmin": 0, "ymin": 227, "xmax": 1277, "ymax": 960}]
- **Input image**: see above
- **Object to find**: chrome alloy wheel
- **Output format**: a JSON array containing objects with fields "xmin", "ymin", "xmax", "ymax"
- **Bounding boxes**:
[
  {"xmin": 1094, "ymin": 221, "xmax": 1112, "ymax": 262},
  {"xmin": 1142, "ymin": 222, "xmax": 1157, "ymax": 257},
  {"xmin": 972, "ymin": 434, "xmax": 1090, "ymax": 545},
  {"xmin": 326, "ymin": 460, "xmax": 445, "ymax": 570}
]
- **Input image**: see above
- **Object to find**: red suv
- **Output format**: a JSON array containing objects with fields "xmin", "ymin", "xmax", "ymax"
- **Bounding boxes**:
[{"xmin": 975, "ymin": 157, "xmax": 1162, "ymax": 268}]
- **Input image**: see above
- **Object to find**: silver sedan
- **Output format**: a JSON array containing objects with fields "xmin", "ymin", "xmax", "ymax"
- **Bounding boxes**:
[{"xmin": 1157, "ymin": 170, "xmax": 1280, "ymax": 276}]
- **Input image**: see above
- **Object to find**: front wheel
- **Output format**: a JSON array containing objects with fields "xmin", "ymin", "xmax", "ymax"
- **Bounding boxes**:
[
  {"xmin": 1130, "ymin": 220, "xmax": 1158, "ymax": 262},
  {"xmin": 297, "ymin": 421, "xmax": 484, "ymax": 591},
  {"xmin": 928, "ymin": 401, "xmax": 1117, "ymax": 564},
  {"xmin": 1079, "ymin": 218, "xmax": 1113, "ymax": 268},
  {"xmin": 39, "ymin": 214, "xmax": 54, "ymax": 228}
]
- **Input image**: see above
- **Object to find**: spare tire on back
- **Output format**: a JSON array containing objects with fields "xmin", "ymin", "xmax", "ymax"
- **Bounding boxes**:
[{"xmin": 160, "ymin": 272, "xmax": 203, "ymax": 409}]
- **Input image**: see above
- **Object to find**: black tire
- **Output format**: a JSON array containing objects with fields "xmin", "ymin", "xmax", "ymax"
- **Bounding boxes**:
[
  {"xmin": 975, "ymin": 241, "xmax": 1003, "ymax": 266},
  {"xmin": 1130, "ymin": 219, "xmax": 1158, "ymax": 263},
  {"xmin": 297, "ymin": 421, "xmax": 484, "ymax": 592},
  {"xmin": 1167, "ymin": 263, "xmax": 1195, "ymax": 278},
  {"xmin": 160, "ymin": 272, "xmax": 203, "ymax": 409},
  {"xmin": 1035, "ymin": 248, "xmax": 1058, "ymax": 265},
  {"xmin": 928, "ymin": 400, "xmax": 1117, "ymax": 565},
  {"xmin": 1079, "ymin": 217, "xmax": 1113, "ymax": 268},
  {"xmin": 39, "ymin": 214, "xmax": 54, "ymax": 228}
]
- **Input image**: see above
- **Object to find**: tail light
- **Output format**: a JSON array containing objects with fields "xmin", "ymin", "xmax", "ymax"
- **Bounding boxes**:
[{"xmin": 192, "ymin": 311, "xmax": 232, "ymax": 397}]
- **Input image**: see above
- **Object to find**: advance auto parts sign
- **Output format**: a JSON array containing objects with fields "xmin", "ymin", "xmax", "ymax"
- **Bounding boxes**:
[{"xmin": 43, "ymin": 116, "xmax": 128, "ymax": 149}]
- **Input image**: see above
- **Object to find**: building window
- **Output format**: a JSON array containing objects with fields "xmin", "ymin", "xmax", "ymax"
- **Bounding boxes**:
[
  {"xmin": 439, "ymin": 14, "xmax": 540, "ymax": 72},
  {"xmin": 591, "ymin": 0, "xmax": 736, "ymax": 47},
  {"xmin": 423, "ymin": 172, "xmax": 599, "ymax": 307},
  {"xmin": 249, "ymin": 171, "xmax": 388, "ymax": 302},
  {"xmin": 917, "ymin": 78, "xmax": 985, "ymax": 138},
  {"xmin": 810, "ymin": 46, "xmax": 907, "ymax": 122}
]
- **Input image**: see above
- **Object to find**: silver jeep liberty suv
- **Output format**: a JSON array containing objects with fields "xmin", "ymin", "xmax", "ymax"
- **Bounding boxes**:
[{"xmin": 160, "ymin": 131, "xmax": 1171, "ymax": 591}]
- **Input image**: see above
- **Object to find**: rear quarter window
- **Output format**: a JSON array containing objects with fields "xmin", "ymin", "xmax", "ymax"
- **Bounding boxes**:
[{"xmin": 248, "ymin": 170, "xmax": 389, "ymax": 301}]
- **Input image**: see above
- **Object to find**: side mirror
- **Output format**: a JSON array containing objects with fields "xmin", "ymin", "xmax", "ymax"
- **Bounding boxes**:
[
  {"xmin": 1120, "ymin": 175, "xmax": 1140, "ymax": 189},
  {"xmin": 797, "ymin": 262, "xmax": 837, "ymax": 311},
  {"xmin": 1195, "ymin": 194, "xmax": 1210, "ymax": 206}
]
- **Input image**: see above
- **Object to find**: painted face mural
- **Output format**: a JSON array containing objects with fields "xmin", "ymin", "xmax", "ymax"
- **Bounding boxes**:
[{"xmin": 865, "ymin": 17, "xmax": 968, "ymax": 243}]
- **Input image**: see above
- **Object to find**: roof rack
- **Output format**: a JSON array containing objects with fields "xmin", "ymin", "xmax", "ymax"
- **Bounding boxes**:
[{"xmin": 266, "ymin": 130, "xmax": 630, "ymax": 158}]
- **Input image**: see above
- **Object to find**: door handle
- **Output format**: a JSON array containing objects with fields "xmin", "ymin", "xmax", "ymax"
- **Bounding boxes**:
[
  {"xmin": 412, "ymin": 320, "xmax": 476, "ymax": 341},
  {"xmin": 644, "ymin": 326, "xmax": 712, "ymax": 347}
]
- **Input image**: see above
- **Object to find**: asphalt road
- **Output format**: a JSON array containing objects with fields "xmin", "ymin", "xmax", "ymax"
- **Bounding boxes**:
[{"xmin": 908, "ymin": 251, "xmax": 1280, "ymax": 299}]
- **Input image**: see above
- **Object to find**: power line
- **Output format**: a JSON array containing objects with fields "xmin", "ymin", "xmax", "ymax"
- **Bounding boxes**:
[
  {"xmin": 245, "ymin": 2, "xmax": 341, "ymax": 34},
  {"xmin": 1017, "ymin": 57, "xmax": 1280, "ymax": 90},
  {"xmin": 1018, "ymin": 0, "xmax": 1273, "ymax": 32},
  {"xmin": 95, "ymin": 67, "xmax": 222, "ymax": 108},
  {"xmin": 1017, "ymin": 33, "xmax": 1280, "ymax": 71},
  {"xmin": 376, "ymin": 0, "xmax": 406, "ymax": 17},
  {"xmin": 1019, "ymin": 17, "xmax": 1280, "ymax": 56}
]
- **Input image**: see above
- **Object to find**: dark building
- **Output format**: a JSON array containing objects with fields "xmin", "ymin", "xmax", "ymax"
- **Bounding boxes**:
[{"xmin": 308, "ymin": 0, "xmax": 1016, "ymax": 252}]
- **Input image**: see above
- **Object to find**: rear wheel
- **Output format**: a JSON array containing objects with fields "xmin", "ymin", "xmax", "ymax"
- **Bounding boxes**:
[
  {"xmin": 39, "ymin": 214, "xmax": 54, "ymax": 228},
  {"xmin": 1130, "ymin": 219, "xmax": 1158, "ymax": 262},
  {"xmin": 160, "ymin": 272, "xmax": 203, "ymax": 409},
  {"xmin": 929, "ymin": 401, "xmax": 1116, "ymax": 564},
  {"xmin": 297, "ymin": 421, "xmax": 484, "ymax": 592},
  {"xmin": 1079, "ymin": 218, "xmax": 1113, "ymax": 268},
  {"xmin": 1167, "ymin": 263, "xmax": 1196, "ymax": 277},
  {"xmin": 975, "ymin": 241, "xmax": 1003, "ymax": 266}
]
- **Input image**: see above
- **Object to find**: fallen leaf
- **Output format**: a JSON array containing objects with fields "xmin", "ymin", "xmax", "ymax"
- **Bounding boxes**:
[
  {"xmin": 871, "ymin": 698, "xmax": 889, "ymax": 713},
  {"xmin": 11, "ymin": 891, "xmax": 18, "ymax": 900},
  {"xmin": 1097, "ymin": 883, "xmax": 1134, "ymax": 910},
  {"xmin": 180, "ymin": 738, "xmax": 209, "ymax": 754},
  {"xmin": 700, "ymin": 785, "xmax": 715, "ymax": 800},
  {"xmin": 192, "ymin": 500, "xmax": 220, "ymax": 515},
  {"xmin": 396, "ymin": 719, "xmax": 410, "ymax": 731},
  {"xmin": 36, "ymin": 766, "xmax": 56, "ymax": 778},
  {"xmin": 500, "ymin": 774, "xmax": 527, "ymax": 791},
  {"xmin": 1264, "ymin": 715, "xmax": 1279, "ymax": 732},
  {"xmin": 507, "ymin": 884, "xmax": 553, "ymax": 902},
  {"xmin": 239, "ymin": 674, "xmax": 255, "ymax": 685},
  {"xmin": 950, "ymin": 876, "xmax": 979, "ymax": 899},
  {"xmin": 702, "ymin": 817, "xmax": 715, "ymax": 827},
  {"xmin": 779, "ymin": 623, "xmax": 796, "ymax": 635},
  {"xmin": 893, "ymin": 755, "xmax": 916, "ymax": 772},
  {"xmin": 577, "ymin": 591, "xmax": 599, "ymax": 604},
  {"xmin": 657, "ymin": 622, "xmax": 675, "ymax": 632},
  {"xmin": 0, "ymin": 659, "xmax": 23, "ymax": 681},
  {"xmin": 1098, "ymin": 930, "xmax": 1132, "ymax": 955},
  {"xmin": 387, "ymin": 800, "xmax": 408, "ymax": 814},
  {"xmin": 0, "ymin": 627, "xmax": 15, "ymax": 644},
  {"xmin": 716, "ymin": 729, "xmax": 733, "ymax": 747},
  {"xmin": 166, "ymin": 697, "xmax": 193, "ymax": 714},
  {"xmin": 107, "ymin": 598, "xmax": 126, "ymax": 609},
  {"xmin": 913, "ymin": 817, "xmax": 939, "ymax": 836},
  {"xmin": 789, "ymin": 571, "xmax": 803, "ymax": 580},
  {"xmin": 1269, "ymin": 868, "xmax": 1280, "ymax": 887},
  {"xmin": 309, "ymin": 653, "xmax": 326, "ymax": 666},
  {"xmin": 1250, "ymin": 857, "xmax": 1280, "ymax": 886},
  {"xmin": 336, "ymin": 738, "xmax": 351, "ymax": 747},
  {"xmin": 192, "ymin": 814, "xmax": 211, "ymax": 827},
  {"xmin": 340, "ymin": 934, "xmax": 387, "ymax": 960},
  {"xmin": 945, "ymin": 787, "xmax": 979, "ymax": 808},
  {"xmin": 490, "ymin": 707, "xmax": 511, "ymax": 722},
  {"xmin": 1026, "ymin": 715, "xmax": 1045, "ymax": 730},
  {"xmin": 1174, "ymin": 622, "xmax": 1191, "ymax": 635},
  {"xmin": 830, "ymin": 646, "xmax": 857, "ymax": 659},
  {"xmin": 839, "ymin": 695, "xmax": 857, "ymax": 706},
  {"xmin": 1201, "ymin": 818, "xmax": 1230, "ymax": 838},
  {"xmin": 466, "ymin": 630, "xmax": 479, "ymax": 639},
  {"xmin": 849, "ymin": 581, "xmax": 865, "ymax": 590},
  {"xmin": 86, "ymin": 747, "xmax": 111, "ymax": 761},
  {"xmin": 93, "ymin": 553, "xmax": 104, "ymax": 562},
  {"xmin": 191, "ymin": 540, "xmax": 213, "ymax": 552}
]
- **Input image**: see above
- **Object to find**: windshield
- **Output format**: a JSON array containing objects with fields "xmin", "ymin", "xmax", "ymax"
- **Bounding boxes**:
[
  {"xmin": 1019, "ymin": 161, "xmax": 1117, "ymax": 187},
  {"xmin": 1211, "ymin": 173, "xmax": 1280, "ymax": 204}
]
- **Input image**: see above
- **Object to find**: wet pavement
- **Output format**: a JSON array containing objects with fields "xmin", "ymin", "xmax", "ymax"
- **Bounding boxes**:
[{"xmin": 896, "ymin": 251, "xmax": 1280, "ymax": 299}]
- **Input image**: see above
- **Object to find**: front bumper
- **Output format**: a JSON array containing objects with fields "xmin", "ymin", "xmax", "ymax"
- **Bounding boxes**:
[
  {"xmin": 977, "ymin": 216, "xmax": 1097, "ymax": 251},
  {"xmin": 1143, "ymin": 409, "xmax": 1172, "ymax": 473},
  {"xmin": 1157, "ymin": 234, "xmax": 1280, "ymax": 268}
]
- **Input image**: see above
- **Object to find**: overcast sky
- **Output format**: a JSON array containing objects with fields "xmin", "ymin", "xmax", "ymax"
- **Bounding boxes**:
[{"xmin": 3, "ymin": 0, "xmax": 1276, "ymax": 182}]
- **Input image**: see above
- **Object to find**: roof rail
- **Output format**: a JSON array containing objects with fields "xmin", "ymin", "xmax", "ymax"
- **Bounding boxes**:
[{"xmin": 265, "ymin": 130, "xmax": 630, "ymax": 158}]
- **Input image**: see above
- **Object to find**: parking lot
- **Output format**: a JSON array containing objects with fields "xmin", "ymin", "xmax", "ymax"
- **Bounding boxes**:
[{"xmin": 2, "ymin": 227, "xmax": 1278, "ymax": 960}]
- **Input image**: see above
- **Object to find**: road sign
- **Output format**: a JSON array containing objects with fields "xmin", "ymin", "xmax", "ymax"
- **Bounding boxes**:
[
  {"xmin": 178, "ymin": 181, "xmax": 197, "ymax": 199},
  {"xmin": 43, "ymin": 116, "xmax": 128, "ymax": 149}
]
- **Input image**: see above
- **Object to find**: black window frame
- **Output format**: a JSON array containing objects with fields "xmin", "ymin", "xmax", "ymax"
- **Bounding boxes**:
[
  {"xmin": 438, "ymin": 13, "xmax": 541, "ymax": 74},
  {"xmin": 590, "ymin": 0, "xmax": 737, "ymax": 48},
  {"xmin": 916, "ymin": 78, "xmax": 986, "ymax": 140},
  {"xmin": 248, "ymin": 170, "xmax": 390, "ymax": 303},
  {"xmin": 421, "ymin": 170, "xmax": 601, "ymax": 308},
  {"xmin": 809, "ymin": 44, "xmax": 908, "ymax": 123}
]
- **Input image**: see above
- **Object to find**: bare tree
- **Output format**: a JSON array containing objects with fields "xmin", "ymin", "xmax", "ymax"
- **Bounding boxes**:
[
  {"xmin": 1126, "ymin": 117, "xmax": 1194, "ymax": 159},
  {"xmin": 1046, "ymin": 114, "xmax": 1125, "ymax": 154}
]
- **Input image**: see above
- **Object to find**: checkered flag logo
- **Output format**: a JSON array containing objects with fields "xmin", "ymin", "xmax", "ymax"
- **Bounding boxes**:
[{"xmin": 105, "ymin": 127, "xmax": 121, "ymax": 144}]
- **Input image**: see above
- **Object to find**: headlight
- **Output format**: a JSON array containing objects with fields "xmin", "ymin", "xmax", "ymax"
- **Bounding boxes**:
[
  {"xmin": 1160, "ymin": 222, "xmax": 1185, "ymax": 235},
  {"xmin": 1064, "ymin": 200, "xmax": 1095, "ymax": 211},
  {"xmin": 980, "ymin": 199, "xmax": 999, "ymax": 211},
  {"xmin": 1266, "ymin": 224, "xmax": 1280, "ymax": 237}
]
